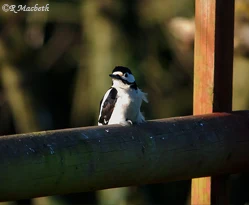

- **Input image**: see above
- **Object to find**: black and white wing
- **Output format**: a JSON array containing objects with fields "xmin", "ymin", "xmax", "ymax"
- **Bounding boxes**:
[{"xmin": 98, "ymin": 87, "xmax": 117, "ymax": 125}]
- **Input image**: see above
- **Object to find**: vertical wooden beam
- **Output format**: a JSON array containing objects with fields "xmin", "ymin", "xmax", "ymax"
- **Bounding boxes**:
[{"xmin": 191, "ymin": 0, "xmax": 234, "ymax": 204}]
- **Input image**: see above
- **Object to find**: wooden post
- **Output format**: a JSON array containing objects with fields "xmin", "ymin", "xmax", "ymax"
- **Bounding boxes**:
[{"xmin": 192, "ymin": 0, "xmax": 235, "ymax": 204}]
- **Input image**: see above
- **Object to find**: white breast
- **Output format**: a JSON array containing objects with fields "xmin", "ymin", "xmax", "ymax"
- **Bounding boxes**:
[{"xmin": 108, "ymin": 87, "xmax": 147, "ymax": 125}]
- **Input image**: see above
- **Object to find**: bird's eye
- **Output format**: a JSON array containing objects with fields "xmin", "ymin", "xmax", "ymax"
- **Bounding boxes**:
[{"xmin": 124, "ymin": 73, "xmax": 128, "ymax": 77}]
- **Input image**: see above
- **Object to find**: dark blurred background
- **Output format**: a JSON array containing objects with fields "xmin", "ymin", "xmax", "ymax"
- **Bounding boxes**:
[{"xmin": 0, "ymin": 0, "xmax": 249, "ymax": 204}]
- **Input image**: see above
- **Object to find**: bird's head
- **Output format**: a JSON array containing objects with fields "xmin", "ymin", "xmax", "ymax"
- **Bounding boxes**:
[{"xmin": 109, "ymin": 66, "xmax": 137, "ymax": 89}]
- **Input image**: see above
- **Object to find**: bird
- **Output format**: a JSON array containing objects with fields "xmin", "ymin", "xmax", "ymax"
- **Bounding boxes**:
[{"xmin": 98, "ymin": 66, "xmax": 148, "ymax": 126}]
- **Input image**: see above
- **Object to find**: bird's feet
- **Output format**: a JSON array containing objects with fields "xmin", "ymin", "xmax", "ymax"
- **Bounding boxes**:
[{"xmin": 120, "ymin": 120, "xmax": 133, "ymax": 126}]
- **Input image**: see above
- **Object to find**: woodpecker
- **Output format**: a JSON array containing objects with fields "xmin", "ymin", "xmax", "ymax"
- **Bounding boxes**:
[{"xmin": 98, "ymin": 66, "xmax": 148, "ymax": 126}]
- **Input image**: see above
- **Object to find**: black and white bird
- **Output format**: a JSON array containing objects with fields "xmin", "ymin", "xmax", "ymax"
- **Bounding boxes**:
[{"xmin": 98, "ymin": 66, "xmax": 148, "ymax": 126}]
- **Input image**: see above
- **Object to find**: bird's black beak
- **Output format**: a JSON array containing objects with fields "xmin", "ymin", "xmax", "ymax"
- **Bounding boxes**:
[{"xmin": 109, "ymin": 74, "xmax": 121, "ymax": 80}]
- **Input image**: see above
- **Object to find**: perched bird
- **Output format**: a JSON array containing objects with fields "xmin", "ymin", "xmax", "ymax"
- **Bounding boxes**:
[{"xmin": 98, "ymin": 66, "xmax": 148, "ymax": 126}]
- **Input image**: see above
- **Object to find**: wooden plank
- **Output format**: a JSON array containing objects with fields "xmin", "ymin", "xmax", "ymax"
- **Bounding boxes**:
[
  {"xmin": 0, "ymin": 111, "xmax": 249, "ymax": 202},
  {"xmin": 192, "ymin": 0, "xmax": 235, "ymax": 204}
]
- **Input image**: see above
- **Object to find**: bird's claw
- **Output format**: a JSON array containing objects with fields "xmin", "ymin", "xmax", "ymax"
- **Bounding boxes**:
[{"xmin": 120, "ymin": 120, "xmax": 133, "ymax": 126}]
